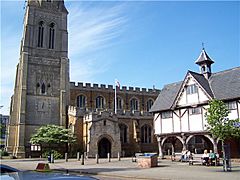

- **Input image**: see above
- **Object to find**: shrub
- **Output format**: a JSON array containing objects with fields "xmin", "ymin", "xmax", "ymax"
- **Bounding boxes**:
[
  {"xmin": 0, "ymin": 149, "xmax": 9, "ymax": 156},
  {"xmin": 42, "ymin": 150, "xmax": 63, "ymax": 159}
]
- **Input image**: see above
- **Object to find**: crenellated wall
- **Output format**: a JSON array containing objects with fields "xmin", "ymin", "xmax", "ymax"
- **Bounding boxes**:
[
  {"xmin": 70, "ymin": 82, "xmax": 160, "ymax": 93},
  {"xmin": 69, "ymin": 82, "xmax": 160, "ymax": 113}
]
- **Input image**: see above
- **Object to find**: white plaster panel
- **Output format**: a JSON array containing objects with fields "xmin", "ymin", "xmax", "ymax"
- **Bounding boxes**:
[
  {"xmin": 198, "ymin": 88, "xmax": 209, "ymax": 102},
  {"xmin": 173, "ymin": 112, "xmax": 181, "ymax": 132},
  {"xmin": 154, "ymin": 113, "xmax": 161, "ymax": 134},
  {"xmin": 189, "ymin": 114, "xmax": 203, "ymax": 131},
  {"xmin": 228, "ymin": 109, "xmax": 238, "ymax": 120},
  {"xmin": 177, "ymin": 90, "xmax": 186, "ymax": 105},
  {"xmin": 162, "ymin": 118, "xmax": 173, "ymax": 133},
  {"xmin": 187, "ymin": 94, "xmax": 199, "ymax": 104},
  {"xmin": 181, "ymin": 111, "xmax": 189, "ymax": 132},
  {"xmin": 202, "ymin": 108, "xmax": 208, "ymax": 130}
]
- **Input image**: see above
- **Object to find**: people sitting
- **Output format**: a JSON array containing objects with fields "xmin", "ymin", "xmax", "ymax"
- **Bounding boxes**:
[
  {"xmin": 209, "ymin": 150, "xmax": 217, "ymax": 165},
  {"xmin": 202, "ymin": 149, "xmax": 209, "ymax": 166},
  {"xmin": 180, "ymin": 150, "xmax": 192, "ymax": 162},
  {"xmin": 180, "ymin": 150, "xmax": 187, "ymax": 162}
]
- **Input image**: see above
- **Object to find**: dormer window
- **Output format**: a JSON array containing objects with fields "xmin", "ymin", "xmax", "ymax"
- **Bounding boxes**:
[{"xmin": 186, "ymin": 84, "xmax": 198, "ymax": 95}]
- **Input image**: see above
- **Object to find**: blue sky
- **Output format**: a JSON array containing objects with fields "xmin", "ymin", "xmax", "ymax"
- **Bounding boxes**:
[{"xmin": 0, "ymin": 0, "xmax": 240, "ymax": 115}]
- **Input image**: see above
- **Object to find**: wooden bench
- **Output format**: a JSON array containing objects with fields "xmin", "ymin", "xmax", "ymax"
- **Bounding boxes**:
[
  {"xmin": 171, "ymin": 153, "xmax": 182, "ymax": 161},
  {"xmin": 189, "ymin": 154, "xmax": 220, "ymax": 166},
  {"xmin": 189, "ymin": 154, "xmax": 203, "ymax": 165}
]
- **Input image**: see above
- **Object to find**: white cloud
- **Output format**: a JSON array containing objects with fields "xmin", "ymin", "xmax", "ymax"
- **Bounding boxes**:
[{"xmin": 68, "ymin": 2, "xmax": 128, "ymax": 82}]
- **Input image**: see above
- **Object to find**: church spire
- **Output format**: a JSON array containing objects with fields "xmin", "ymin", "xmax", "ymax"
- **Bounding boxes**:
[{"xmin": 195, "ymin": 47, "xmax": 214, "ymax": 79}]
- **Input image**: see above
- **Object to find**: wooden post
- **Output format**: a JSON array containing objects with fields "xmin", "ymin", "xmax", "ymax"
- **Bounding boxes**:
[
  {"xmin": 81, "ymin": 154, "xmax": 84, "ymax": 165},
  {"xmin": 118, "ymin": 152, "xmax": 121, "ymax": 161},
  {"xmin": 96, "ymin": 154, "xmax": 99, "ymax": 164},
  {"xmin": 50, "ymin": 153, "xmax": 54, "ymax": 163},
  {"xmin": 168, "ymin": 149, "xmax": 170, "ymax": 156},
  {"xmin": 107, "ymin": 153, "xmax": 111, "ymax": 162},
  {"xmin": 65, "ymin": 153, "xmax": 68, "ymax": 162}
]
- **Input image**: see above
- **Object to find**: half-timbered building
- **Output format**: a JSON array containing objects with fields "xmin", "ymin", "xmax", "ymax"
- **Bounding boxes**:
[{"xmin": 151, "ymin": 49, "xmax": 240, "ymax": 158}]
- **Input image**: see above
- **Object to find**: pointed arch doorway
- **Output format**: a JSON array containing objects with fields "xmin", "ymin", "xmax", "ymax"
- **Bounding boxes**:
[{"xmin": 98, "ymin": 138, "xmax": 111, "ymax": 158}]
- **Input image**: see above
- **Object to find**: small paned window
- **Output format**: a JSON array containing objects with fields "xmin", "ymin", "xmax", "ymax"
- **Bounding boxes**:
[
  {"xmin": 161, "ymin": 111, "xmax": 172, "ymax": 119},
  {"xmin": 130, "ymin": 98, "xmax": 138, "ymax": 111},
  {"xmin": 189, "ymin": 107, "xmax": 201, "ymax": 115},
  {"xmin": 147, "ymin": 99, "xmax": 154, "ymax": 111},
  {"xmin": 96, "ymin": 96, "xmax": 104, "ymax": 109},
  {"xmin": 141, "ymin": 124, "xmax": 152, "ymax": 143},
  {"xmin": 227, "ymin": 102, "xmax": 237, "ymax": 110},
  {"xmin": 186, "ymin": 84, "xmax": 198, "ymax": 95},
  {"xmin": 119, "ymin": 124, "xmax": 128, "ymax": 143},
  {"xmin": 31, "ymin": 144, "xmax": 41, "ymax": 151},
  {"xmin": 49, "ymin": 23, "xmax": 55, "ymax": 49},
  {"xmin": 77, "ymin": 95, "xmax": 86, "ymax": 108},
  {"xmin": 37, "ymin": 21, "xmax": 44, "ymax": 47}
]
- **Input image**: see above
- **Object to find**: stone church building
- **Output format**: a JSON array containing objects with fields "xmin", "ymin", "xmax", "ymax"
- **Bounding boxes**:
[{"xmin": 7, "ymin": 0, "xmax": 159, "ymax": 158}]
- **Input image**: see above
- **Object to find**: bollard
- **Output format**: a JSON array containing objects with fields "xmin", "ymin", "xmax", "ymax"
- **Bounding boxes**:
[
  {"xmin": 77, "ymin": 152, "xmax": 80, "ymax": 161},
  {"xmin": 81, "ymin": 154, "xmax": 84, "ymax": 165},
  {"xmin": 65, "ymin": 153, "xmax": 68, "ymax": 162},
  {"xmin": 118, "ymin": 152, "xmax": 121, "ymax": 161},
  {"xmin": 50, "ymin": 153, "xmax": 54, "ymax": 163},
  {"xmin": 168, "ymin": 149, "xmax": 170, "ymax": 156},
  {"xmin": 96, "ymin": 154, "xmax": 99, "ymax": 164},
  {"xmin": 107, "ymin": 153, "xmax": 111, "ymax": 162}
]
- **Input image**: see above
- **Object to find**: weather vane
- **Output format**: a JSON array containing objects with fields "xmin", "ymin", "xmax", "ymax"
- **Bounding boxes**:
[{"xmin": 202, "ymin": 42, "xmax": 205, "ymax": 50}]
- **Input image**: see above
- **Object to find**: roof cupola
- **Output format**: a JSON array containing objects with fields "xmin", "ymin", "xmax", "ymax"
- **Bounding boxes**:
[{"xmin": 195, "ymin": 47, "xmax": 214, "ymax": 79}]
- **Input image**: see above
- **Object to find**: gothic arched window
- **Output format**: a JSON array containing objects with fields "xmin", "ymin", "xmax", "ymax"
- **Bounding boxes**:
[
  {"xmin": 96, "ymin": 96, "xmax": 104, "ymax": 109},
  {"xmin": 141, "ymin": 124, "xmax": 152, "ymax": 143},
  {"xmin": 37, "ymin": 21, "xmax": 44, "ymax": 47},
  {"xmin": 119, "ymin": 124, "xmax": 128, "ymax": 143},
  {"xmin": 49, "ymin": 23, "xmax": 55, "ymax": 49},
  {"xmin": 41, "ymin": 83, "xmax": 46, "ymax": 94},
  {"xmin": 130, "ymin": 98, "xmax": 138, "ymax": 111},
  {"xmin": 147, "ymin": 99, "xmax": 154, "ymax": 112},
  {"xmin": 77, "ymin": 95, "xmax": 86, "ymax": 108},
  {"xmin": 116, "ymin": 97, "xmax": 123, "ymax": 110}
]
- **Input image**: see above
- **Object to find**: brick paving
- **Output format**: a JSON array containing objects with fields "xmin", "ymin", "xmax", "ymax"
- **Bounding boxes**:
[{"xmin": 1, "ymin": 157, "xmax": 240, "ymax": 180}]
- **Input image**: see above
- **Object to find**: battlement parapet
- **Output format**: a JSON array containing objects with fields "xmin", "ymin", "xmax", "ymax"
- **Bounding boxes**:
[
  {"xmin": 70, "ymin": 82, "xmax": 160, "ymax": 93},
  {"xmin": 69, "ymin": 106, "xmax": 153, "ymax": 118}
]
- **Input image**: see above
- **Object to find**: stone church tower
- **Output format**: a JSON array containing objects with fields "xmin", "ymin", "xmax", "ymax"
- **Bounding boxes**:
[{"xmin": 7, "ymin": 0, "xmax": 69, "ymax": 157}]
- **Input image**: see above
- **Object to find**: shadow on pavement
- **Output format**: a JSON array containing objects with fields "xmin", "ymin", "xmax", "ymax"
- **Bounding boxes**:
[{"xmin": 53, "ymin": 167, "xmax": 140, "ymax": 175}]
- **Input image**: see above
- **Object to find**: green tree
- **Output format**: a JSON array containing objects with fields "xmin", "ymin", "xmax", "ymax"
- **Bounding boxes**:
[
  {"xmin": 205, "ymin": 99, "xmax": 240, "ymax": 171},
  {"xmin": 30, "ymin": 125, "xmax": 76, "ymax": 154}
]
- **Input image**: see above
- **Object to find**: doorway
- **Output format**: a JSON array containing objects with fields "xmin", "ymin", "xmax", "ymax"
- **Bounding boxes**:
[{"xmin": 98, "ymin": 138, "xmax": 111, "ymax": 158}]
